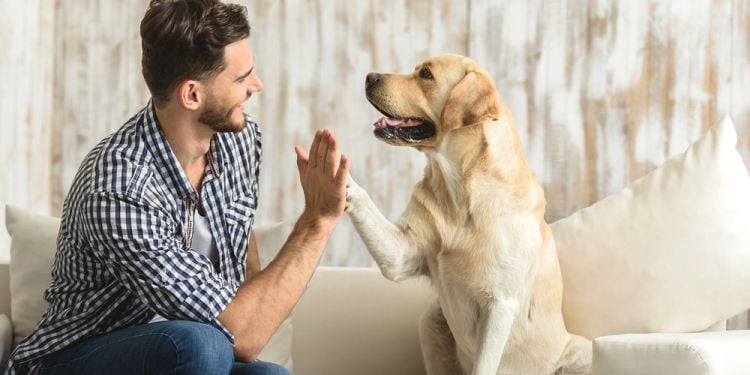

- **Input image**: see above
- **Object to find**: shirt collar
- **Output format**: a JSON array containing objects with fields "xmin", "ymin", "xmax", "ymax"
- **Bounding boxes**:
[{"xmin": 140, "ymin": 99, "xmax": 224, "ymax": 200}]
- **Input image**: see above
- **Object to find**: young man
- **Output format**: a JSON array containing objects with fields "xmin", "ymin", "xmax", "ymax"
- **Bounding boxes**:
[{"xmin": 5, "ymin": 1, "xmax": 348, "ymax": 374}]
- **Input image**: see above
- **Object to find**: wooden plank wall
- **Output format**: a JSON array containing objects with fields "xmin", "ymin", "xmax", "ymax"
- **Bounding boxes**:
[
  {"xmin": 2, "ymin": 0, "xmax": 749, "ymax": 326},
  {"xmin": 0, "ymin": 0, "xmax": 55, "ymax": 214}
]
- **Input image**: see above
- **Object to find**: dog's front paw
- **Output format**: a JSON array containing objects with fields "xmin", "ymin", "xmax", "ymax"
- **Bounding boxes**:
[{"xmin": 345, "ymin": 176, "xmax": 368, "ymax": 212}]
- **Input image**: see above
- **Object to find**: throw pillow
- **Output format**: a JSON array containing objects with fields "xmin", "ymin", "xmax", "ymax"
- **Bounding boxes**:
[
  {"xmin": 5, "ymin": 205, "xmax": 59, "ymax": 347},
  {"xmin": 551, "ymin": 116, "xmax": 750, "ymax": 339}
]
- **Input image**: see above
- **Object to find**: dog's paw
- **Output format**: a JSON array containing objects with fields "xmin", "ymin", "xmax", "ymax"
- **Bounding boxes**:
[{"xmin": 345, "ymin": 176, "xmax": 368, "ymax": 212}]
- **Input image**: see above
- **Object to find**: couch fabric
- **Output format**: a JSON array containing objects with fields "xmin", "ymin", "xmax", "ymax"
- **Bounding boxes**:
[{"xmin": 593, "ymin": 330, "xmax": 750, "ymax": 375}]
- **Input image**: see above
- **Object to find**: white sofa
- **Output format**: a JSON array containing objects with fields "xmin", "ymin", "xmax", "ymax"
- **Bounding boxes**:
[
  {"xmin": 1, "ymin": 210, "xmax": 750, "ymax": 375},
  {"xmin": 3, "ymin": 116, "xmax": 750, "ymax": 374}
]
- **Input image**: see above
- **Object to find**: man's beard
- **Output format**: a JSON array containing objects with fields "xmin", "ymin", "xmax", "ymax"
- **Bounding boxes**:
[{"xmin": 199, "ymin": 93, "xmax": 245, "ymax": 133}]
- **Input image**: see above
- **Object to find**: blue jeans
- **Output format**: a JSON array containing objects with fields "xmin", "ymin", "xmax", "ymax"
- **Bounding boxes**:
[{"xmin": 38, "ymin": 320, "xmax": 293, "ymax": 375}]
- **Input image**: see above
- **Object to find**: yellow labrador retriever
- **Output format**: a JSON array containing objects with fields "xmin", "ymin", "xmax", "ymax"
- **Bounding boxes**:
[{"xmin": 346, "ymin": 55, "xmax": 591, "ymax": 375}]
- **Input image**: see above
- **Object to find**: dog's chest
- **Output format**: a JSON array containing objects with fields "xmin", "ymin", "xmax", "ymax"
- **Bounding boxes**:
[{"xmin": 423, "ymin": 210, "xmax": 543, "ymax": 356}]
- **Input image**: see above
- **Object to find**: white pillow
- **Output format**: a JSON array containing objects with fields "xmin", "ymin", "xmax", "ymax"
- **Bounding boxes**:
[
  {"xmin": 5, "ymin": 205, "xmax": 59, "ymax": 347},
  {"xmin": 5, "ymin": 206, "xmax": 294, "ymax": 369},
  {"xmin": 551, "ymin": 116, "xmax": 750, "ymax": 339}
]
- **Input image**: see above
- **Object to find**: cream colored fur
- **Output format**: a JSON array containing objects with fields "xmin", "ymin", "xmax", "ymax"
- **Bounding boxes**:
[{"xmin": 346, "ymin": 55, "xmax": 591, "ymax": 375}]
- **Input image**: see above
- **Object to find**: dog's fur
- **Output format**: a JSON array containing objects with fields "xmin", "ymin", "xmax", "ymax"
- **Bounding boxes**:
[{"xmin": 346, "ymin": 55, "xmax": 592, "ymax": 375}]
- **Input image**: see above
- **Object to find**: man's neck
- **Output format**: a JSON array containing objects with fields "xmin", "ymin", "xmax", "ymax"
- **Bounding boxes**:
[{"xmin": 154, "ymin": 103, "xmax": 214, "ymax": 191}]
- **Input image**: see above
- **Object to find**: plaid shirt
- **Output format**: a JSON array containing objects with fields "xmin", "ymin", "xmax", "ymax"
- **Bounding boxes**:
[{"xmin": 6, "ymin": 100, "xmax": 262, "ymax": 374}]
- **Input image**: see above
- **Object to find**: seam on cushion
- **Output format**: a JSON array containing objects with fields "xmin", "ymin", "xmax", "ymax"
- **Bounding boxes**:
[
  {"xmin": 597, "ymin": 340, "xmax": 711, "ymax": 372},
  {"xmin": 685, "ymin": 343, "xmax": 710, "ymax": 372}
]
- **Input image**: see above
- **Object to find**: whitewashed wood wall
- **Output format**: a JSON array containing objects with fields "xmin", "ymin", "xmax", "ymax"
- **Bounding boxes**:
[{"xmin": 2, "ymin": 0, "xmax": 750, "ymax": 326}]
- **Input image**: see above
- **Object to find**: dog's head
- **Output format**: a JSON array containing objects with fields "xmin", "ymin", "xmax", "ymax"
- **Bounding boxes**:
[{"xmin": 365, "ymin": 54, "xmax": 503, "ymax": 148}]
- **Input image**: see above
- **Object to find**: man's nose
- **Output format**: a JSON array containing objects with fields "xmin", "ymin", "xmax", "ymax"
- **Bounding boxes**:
[
  {"xmin": 248, "ymin": 74, "xmax": 263, "ymax": 94},
  {"xmin": 366, "ymin": 72, "xmax": 382, "ymax": 90}
]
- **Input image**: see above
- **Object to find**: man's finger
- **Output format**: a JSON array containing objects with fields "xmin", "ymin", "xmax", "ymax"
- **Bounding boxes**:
[
  {"xmin": 309, "ymin": 130, "xmax": 322, "ymax": 169},
  {"xmin": 325, "ymin": 132, "xmax": 339, "ymax": 177},
  {"xmin": 335, "ymin": 154, "xmax": 350, "ymax": 186},
  {"xmin": 294, "ymin": 145, "xmax": 308, "ymax": 173},
  {"xmin": 316, "ymin": 129, "xmax": 329, "ymax": 172}
]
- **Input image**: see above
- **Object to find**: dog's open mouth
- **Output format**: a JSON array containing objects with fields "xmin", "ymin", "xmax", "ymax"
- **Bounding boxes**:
[{"xmin": 369, "ymin": 103, "xmax": 435, "ymax": 143}]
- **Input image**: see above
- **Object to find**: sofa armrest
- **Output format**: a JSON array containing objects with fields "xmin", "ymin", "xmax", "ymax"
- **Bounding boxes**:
[
  {"xmin": 0, "ymin": 314, "xmax": 12, "ymax": 368},
  {"xmin": 291, "ymin": 267, "xmax": 433, "ymax": 375}
]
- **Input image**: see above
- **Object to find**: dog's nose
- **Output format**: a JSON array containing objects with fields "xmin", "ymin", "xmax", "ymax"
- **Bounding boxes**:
[{"xmin": 366, "ymin": 72, "xmax": 382, "ymax": 89}]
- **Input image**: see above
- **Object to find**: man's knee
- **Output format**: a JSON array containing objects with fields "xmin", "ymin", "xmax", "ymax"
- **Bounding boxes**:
[{"xmin": 155, "ymin": 320, "xmax": 234, "ymax": 374}]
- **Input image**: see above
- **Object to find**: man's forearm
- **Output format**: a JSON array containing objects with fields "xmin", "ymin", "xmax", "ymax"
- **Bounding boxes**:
[{"xmin": 218, "ymin": 212, "xmax": 335, "ymax": 361}]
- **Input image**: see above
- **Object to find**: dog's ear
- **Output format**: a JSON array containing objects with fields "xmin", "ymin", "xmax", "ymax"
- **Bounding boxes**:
[{"xmin": 440, "ymin": 65, "xmax": 501, "ymax": 128}]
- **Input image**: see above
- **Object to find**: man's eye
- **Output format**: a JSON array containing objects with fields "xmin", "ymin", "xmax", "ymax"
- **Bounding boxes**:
[{"xmin": 419, "ymin": 67, "xmax": 434, "ymax": 80}]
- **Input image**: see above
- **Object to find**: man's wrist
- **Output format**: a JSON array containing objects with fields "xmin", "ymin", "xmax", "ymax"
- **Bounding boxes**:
[{"xmin": 296, "ymin": 211, "xmax": 338, "ymax": 238}]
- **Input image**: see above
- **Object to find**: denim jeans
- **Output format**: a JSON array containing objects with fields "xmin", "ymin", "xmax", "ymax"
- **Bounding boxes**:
[{"xmin": 38, "ymin": 320, "xmax": 293, "ymax": 375}]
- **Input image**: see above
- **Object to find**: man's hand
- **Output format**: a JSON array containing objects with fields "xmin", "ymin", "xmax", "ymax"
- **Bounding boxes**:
[
  {"xmin": 294, "ymin": 129, "xmax": 349, "ymax": 229},
  {"xmin": 219, "ymin": 129, "xmax": 349, "ymax": 362}
]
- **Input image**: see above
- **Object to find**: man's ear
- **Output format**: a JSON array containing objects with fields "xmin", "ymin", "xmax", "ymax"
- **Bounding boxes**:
[
  {"xmin": 176, "ymin": 80, "xmax": 202, "ymax": 111},
  {"xmin": 440, "ymin": 66, "xmax": 501, "ymax": 128}
]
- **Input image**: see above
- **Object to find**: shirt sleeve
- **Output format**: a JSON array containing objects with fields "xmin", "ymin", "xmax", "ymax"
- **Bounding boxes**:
[{"xmin": 80, "ymin": 190, "xmax": 236, "ymax": 341}]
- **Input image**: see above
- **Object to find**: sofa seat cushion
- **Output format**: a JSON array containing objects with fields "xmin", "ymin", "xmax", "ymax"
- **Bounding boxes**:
[{"xmin": 593, "ymin": 330, "xmax": 750, "ymax": 375}]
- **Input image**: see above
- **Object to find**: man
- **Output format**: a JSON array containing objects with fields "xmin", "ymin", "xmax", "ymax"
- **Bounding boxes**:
[{"xmin": 5, "ymin": 0, "xmax": 348, "ymax": 374}]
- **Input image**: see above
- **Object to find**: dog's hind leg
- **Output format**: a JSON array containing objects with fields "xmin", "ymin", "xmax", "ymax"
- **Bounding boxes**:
[
  {"xmin": 419, "ymin": 301, "xmax": 466, "ymax": 375},
  {"xmin": 553, "ymin": 334, "xmax": 592, "ymax": 375}
]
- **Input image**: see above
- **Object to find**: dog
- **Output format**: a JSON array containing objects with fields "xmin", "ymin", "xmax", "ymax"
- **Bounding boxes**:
[{"xmin": 345, "ymin": 54, "xmax": 592, "ymax": 375}]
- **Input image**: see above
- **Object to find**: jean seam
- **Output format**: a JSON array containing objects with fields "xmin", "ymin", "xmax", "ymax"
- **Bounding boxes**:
[{"xmin": 39, "ymin": 332, "xmax": 179, "ymax": 372}]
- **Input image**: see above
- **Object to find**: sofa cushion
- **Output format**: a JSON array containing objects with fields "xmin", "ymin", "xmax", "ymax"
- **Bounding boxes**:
[
  {"xmin": 5, "ymin": 205, "xmax": 59, "ymax": 348},
  {"xmin": 293, "ymin": 267, "xmax": 433, "ymax": 375},
  {"xmin": 551, "ymin": 116, "xmax": 750, "ymax": 339},
  {"xmin": 4, "ymin": 205, "xmax": 293, "ymax": 369},
  {"xmin": 592, "ymin": 330, "xmax": 750, "ymax": 375}
]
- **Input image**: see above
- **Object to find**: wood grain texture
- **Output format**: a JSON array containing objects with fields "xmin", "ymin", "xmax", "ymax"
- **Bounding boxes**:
[
  {"xmin": 0, "ymin": 0, "xmax": 55, "ymax": 214},
  {"xmin": 50, "ymin": 0, "xmax": 151, "ymax": 212},
  {"xmin": 470, "ymin": 0, "xmax": 743, "ymax": 221}
]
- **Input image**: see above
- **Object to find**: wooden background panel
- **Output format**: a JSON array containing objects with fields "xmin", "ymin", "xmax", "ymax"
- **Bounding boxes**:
[
  {"xmin": 0, "ymin": 0, "xmax": 55, "ymax": 214},
  {"xmin": 243, "ymin": 0, "xmax": 468, "ymax": 266},
  {"xmin": 732, "ymin": 0, "xmax": 750, "ymax": 165},
  {"xmin": 470, "ymin": 0, "xmax": 743, "ymax": 222},
  {"xmin": 50, "ymin": 0, "xmax": 151, "ymax": 212},
  {"xmin": 1, "ymin": 0, "xmax": 748, "ymax": 272}
]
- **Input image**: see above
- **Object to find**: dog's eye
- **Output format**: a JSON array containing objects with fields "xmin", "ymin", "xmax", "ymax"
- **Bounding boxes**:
[{"xmin": 419, "ymin": 67, "xmax": 434, "ymax": 80}]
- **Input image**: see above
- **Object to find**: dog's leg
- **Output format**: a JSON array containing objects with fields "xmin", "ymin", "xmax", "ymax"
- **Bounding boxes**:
[
  {"xmin": 553, "ymin": 335, "xmax": 592, "ymax": 375},
  {"xmin": 472, "ymin": 298, "xmax": 519, "ymax": 375},
  {"xmin": 346, "ymin": 176, "xmax": 423, "ymax": 281},
  {"xmin": 419, "ymin": 300, "xmax": 465, "ymax": 375}
]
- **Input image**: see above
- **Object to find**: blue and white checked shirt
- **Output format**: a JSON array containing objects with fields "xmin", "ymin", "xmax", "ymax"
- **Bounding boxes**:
[{"xmin": 6, "ymin": 100, "xmax": 262, "ymax": 374}]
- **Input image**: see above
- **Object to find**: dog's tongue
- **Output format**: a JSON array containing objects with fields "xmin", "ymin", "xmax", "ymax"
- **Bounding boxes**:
[{"xmin": 373, "ymin": 117, "xmax": 424, "ymax": 129}]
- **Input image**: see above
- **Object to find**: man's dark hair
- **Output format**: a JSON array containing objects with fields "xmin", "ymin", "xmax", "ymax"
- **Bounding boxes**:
[{"xmin": 140, "ymin": 0, "xmax": 251, "ymax": 106}]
